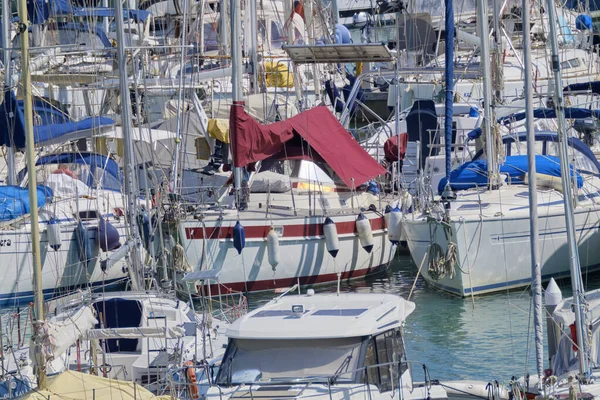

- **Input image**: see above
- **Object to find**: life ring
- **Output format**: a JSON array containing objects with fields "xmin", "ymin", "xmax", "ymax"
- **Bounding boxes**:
[{"xmin": 184, "ymin": 360, "xmax": 199, "ymax": 399}]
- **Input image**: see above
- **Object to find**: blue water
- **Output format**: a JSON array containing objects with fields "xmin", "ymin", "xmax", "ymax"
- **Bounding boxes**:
[{"xmin": 246, "ymin": 254, "xmax": 600, "ymax": 383}]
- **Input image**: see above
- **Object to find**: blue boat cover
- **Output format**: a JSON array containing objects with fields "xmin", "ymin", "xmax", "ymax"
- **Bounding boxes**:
[
  {"xmin": 0, "ymin": 91, "xmax": 114, "ymax": 149},
  {"xmin": 498, "ymin": 108, "xmax": 600, "ymax": 125},
  {"xmin": 564, "ymin": 81, "xmax": 600, "ymax": 95},
  {"xmin": 437, "ymin": 155, "xmax": 583, "ymax": 195},
  {"xmin": 72, "ymin": 7, "xmax": 152, "ymax": 23},
  {"xmin": 18, "ymin": 152, "xmax": 121, "ymax": 191},
  {"xmin": 0, "ymin": 185, "xmax": 53, "ymax": 221}
]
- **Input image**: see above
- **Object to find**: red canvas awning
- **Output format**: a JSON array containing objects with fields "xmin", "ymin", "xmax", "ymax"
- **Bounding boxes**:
[{"xmin": 229, "ymin": 102, "xmax": 385, "ymax": 187}]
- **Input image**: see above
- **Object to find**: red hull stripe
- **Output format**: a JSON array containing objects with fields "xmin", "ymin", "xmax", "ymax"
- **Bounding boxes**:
[
  {"xmin": 197, "ymin": 264, "xmax": 385, "ymax": 294},
  {"xmin": 185, "ymin": 218, "xmax": 385, "ymax": 240}
]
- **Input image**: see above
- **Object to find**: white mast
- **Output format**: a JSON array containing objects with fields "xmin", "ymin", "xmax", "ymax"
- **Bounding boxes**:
[
  {"xmin": 115, "ymin": 0, "xmax": 143, "ymax": 291},
  {"xmin": 523, "ymin": 0, "xmax": 544, "ymax": 381},
  {"xmin": 16, "ymin": 0, "xmax": 47, "ymax": 389},
  {"xmin": 545, "ymin": 0, "xmax": 589, "ymax": 380},
  {"xmin": 231, "ymin": 0, "xmax": 243, "ymax": 206}
]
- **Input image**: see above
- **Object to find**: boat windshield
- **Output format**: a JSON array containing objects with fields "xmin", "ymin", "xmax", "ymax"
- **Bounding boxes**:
[{"xmin": 216, "ymin": 338, "xmax": 365, "ymax": 385}]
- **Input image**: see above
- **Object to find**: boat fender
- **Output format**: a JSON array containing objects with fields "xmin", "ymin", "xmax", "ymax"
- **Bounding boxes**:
[
  {"xmin": 383, "ymin": 204, "xmax": 392, "ymax": 229},
  {"xmin": 47, "ymin": 218, "xmax": 61, "ymax": 251},
  {"xmin": 233, "ymin": 221, "xmax": 245, "ymax": 254},
  {"xmin": 98, "ymin": 216, "xmax": 121, "ymax": 252},
  {"xmin": 323, "ymin": 217, "xmax": 339, "ymax": 258},
  {"xmin": 355, "ymin": 213, "xmax": 374, "ymax": 253},
  {"xmin": 137, "ymin": 211, "xmax": 153, "ymax": 250},
  {"xmin": 184, "ymin": 360, "xmax": 199, "ymax": 399},
  {"xmin": 387, "ymin": 206, "xmax": 402, "ymax": 245},
  {"xmin": 402, "ymin": 192, "xmax": 413, "ymax": 213},
  {"xmin": 266, "ymin": 227, "xmax": 280, "ymax": 270},
  {"xmin": 76, "ymin": 221, "xmax": 94, "ymax": 268}
]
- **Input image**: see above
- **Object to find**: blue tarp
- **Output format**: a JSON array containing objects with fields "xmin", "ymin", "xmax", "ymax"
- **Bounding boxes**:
[
  {"xmin": 18, "ymin": 152, "xmax": 121, "ymax": 191},
  {"xmin": 0, "ymin": 185, "xmax": 53, "ymax": 221},
  {"xmin": 0, "ymin": 91, "xmax": 114, "ymax": 149},
  {"xmin": 72, "ymin": 7, "xmax": 152, "ymax": 23},
  {"xmin": 470, "ymin": 131, "xmax": 600, "ymax": 174},
  {"xmin": 437, "ymin": 155, "xmax": 583, "ymax": 195},
  {"xmin": 498, "ymin": 108, "xmax": 600, "ymax": 125}
]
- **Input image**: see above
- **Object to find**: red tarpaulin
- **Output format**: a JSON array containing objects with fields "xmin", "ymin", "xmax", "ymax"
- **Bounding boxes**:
[
  {"xmin": 229, "ymin": 102, "xmax": 386, "ymax": 187},
  {"xmin": 383, "ymin": 133, "xmax": 408, "ymax": 162}
]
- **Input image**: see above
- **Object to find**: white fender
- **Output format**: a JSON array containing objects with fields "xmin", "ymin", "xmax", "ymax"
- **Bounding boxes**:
[
  {"xmin": 47, "ymin": 218, "xmax": 61, "ymax": 251},
  {"xmin": 388, "ymin": 207, "xmax": 402, "ymax": 245},
  {"xmin": 266, "ymin": 227, "xmax": 280, "ymax": 269},
  {"xmin": 355, "ymin": 213, "xmax": 374, "ymax": 253},
  {"xmin": 402, "ymin": 192, "xmax": 413, "ymax": 212},
  {"xmin": 323, "ymin": 217, "xmax": 339, "ymax": 258}
]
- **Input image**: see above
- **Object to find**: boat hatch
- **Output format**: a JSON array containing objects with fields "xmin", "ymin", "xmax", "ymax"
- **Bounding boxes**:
[{"xmin": 312, "ymin": 309, "xmax": 368, "ymax": 316}]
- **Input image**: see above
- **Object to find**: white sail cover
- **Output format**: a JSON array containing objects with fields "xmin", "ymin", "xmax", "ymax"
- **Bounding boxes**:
[
  {"xmin": 86, "ymin": 326, "xmax": 185, "ymax": 340},
  {"xmin": 35, "ymin": 306, "xmax": 98, "ymax": 363}
]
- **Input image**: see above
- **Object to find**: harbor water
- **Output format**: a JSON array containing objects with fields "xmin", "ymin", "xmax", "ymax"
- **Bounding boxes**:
[{"xmin": 247, "ymin": 253, "xmax": 595, "ymax": 383}]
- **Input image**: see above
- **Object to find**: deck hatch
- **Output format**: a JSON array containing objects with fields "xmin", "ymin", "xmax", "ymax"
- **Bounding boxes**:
[{"xmin": 312, "ymin": 308, "xmax": 368, "ymax": 316}]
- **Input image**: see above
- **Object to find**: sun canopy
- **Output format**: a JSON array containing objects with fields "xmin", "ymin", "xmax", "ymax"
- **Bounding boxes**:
[{"xmin": 230, "ymin": 103, "xmax": 385, "ymax": 187}]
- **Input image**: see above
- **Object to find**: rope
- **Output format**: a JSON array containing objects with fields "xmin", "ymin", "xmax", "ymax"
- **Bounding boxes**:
[
  {"xmin": 408, "ymin": 246, "xmax": 429, "ymax": 301},
  {"xmin": 427, "ymin": 242, "xmax": 458, "ymax": 281}
]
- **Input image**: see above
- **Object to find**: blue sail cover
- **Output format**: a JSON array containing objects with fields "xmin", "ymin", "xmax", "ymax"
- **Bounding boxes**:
[
  {"xmin": 0, "ymin": 91, "xmax": 114, "ymax": 149},
  {"xmin": 498, "ymin": 108, "xmax": 600, "ymax": 125},
  {"xmin": 437, "ymin": 155, "xmax": 583, "ymax": 194},
  {"xmin": 563, "ymin": 81, "xmax": 600, "ymax": 95},
  {"xmin": 0, "ymin": 185, "xmax": 53, "ymax": 221}
]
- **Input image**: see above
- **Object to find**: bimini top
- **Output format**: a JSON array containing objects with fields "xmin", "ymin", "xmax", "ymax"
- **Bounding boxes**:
[{"xmin": 226, "ymin": 293, "xmax": 415, "ymax": 340}]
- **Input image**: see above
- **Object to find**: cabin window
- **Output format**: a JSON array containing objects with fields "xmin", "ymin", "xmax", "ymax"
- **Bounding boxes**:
[
  {"xmin": 216, "ymin": 337, "xmax": 364, "ymax": 385},
  {"xmin": 363, "ymin": 329, "xmax": 405, "ymax": 393}
]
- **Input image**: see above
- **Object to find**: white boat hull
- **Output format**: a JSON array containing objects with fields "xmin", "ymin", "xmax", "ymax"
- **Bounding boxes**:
[
  {"xmin": 0, "ymin": 219, "xmax": 129, "ymax": 306},
  {"xmin": 403, "ymin": 206, "xmax": 600, "ymax": 297},
  {"xmin": 178, "ymin": 211, "xmax": 396, "ymax": 292}
]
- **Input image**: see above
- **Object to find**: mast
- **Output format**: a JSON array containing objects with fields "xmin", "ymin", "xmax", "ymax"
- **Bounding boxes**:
[
  {"xmin": 476, "ymin": 0, "xmax": 494, "ymax": 190},
  {"xmin": 249, "ymin": 0, "xmax": 258, "ymax": 93},
  {"xmin": 3, "ymin": 0, "xmax": 14, "ymax": 185},
  {"xmin": 16, "ymin": 0, "xmax": 47, "ymax": 389},
  {"xmin": 115, "ymin": 0, "xmax": 143, "ymax": 291},
  {"xmin": 441, "ymin": 0, "xmax": 455, "ymax": 200},
  {"xmin": 220, "ymin": 0, "xmax": 230, "ymax": 67},
  {"xmin": 171, "ymin": 0, "xmax": 190, "ymax": 193},
  {"xmin": 231, "ymin": 0, "xmax": 243, "ymax": 207},
  {"xmin": 545, "ymin": 0, "xmax": 589, "ymax": 380},
  {"xmin": 523, "ymin": 0, "xmax": 544, "ymax": 381}
]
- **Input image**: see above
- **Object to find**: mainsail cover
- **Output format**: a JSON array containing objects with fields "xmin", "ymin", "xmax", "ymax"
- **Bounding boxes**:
[{"xmin": 229, "ymin": 102, "xmax": 385, "ymax": 187}]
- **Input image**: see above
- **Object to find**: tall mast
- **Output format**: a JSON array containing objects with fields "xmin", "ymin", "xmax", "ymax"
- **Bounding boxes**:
[
  {"xmin": 523, "ymin": 0, "xmax": 544, "ymax": 381},
  {"xmin": 115, "ymin": 0, "xmax": 143, "ymax": 290},
  {"xmin": 220, "ymin": 0, "xmax": 230, "ymax": 67},
  {"xmin": 16, "ymin": 0, "xmax": 46, "ymax": 389},
  {"xmin": 476, "ymin": 0, "xmax": 494, "ymax": 190},
  {"xmin": 441, "ymin": 0, "xmax": 455, "ymax": 201},
  {"xmin": 545, "ymin": 0, "xmax": 589, "ymax": 380},
  {"xmin": 3, "ymin": 0, "xmax": 14, "ymax": 185},
  {"xmin": 231, "ymin": 0, "xmax": 243, "ymax": 207},
  {"xmin": 249, "ymin": 0, "xmax": 258, "ymax": 93}
]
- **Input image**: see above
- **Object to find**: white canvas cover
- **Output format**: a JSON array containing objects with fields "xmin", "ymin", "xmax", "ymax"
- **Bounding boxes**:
[
  {"xmin": 21, "ymin": 370, "xmax": 167, "ymax": 399},
  {"xmin": 35, "ymin": 306, "xmax": 98, "ymax": 363},
  {"xmin": 86, "ymin": 326, "xmax": 185, "ymax": 340},
  {"xmin": 250, "ymin": 171, "xmax": 291, "ymax": 193}
]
